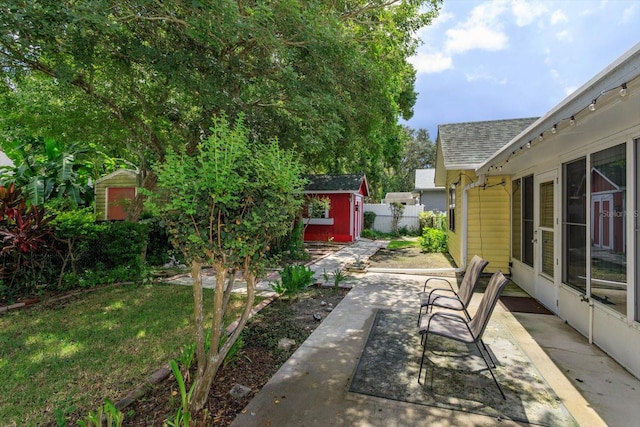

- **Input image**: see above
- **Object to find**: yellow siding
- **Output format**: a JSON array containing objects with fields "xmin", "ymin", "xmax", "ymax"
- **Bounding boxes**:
[{"xmin": 445, "ymin": 170, "xmax": 511, "ymax": 273}]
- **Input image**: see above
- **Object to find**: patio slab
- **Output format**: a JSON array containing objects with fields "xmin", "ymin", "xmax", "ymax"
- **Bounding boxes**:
[{"xmin": 231, "ymin": 240, "xmax": 640, "ymax": 427}]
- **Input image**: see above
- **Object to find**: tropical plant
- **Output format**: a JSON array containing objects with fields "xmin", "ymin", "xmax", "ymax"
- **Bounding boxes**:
[
  {"xmin": 77, "ymin": 399, "xmax": 124, "ymax": 427},
  {"xmin": 144, "ymin": 116, "xmax": 305, "ymax": 412},
  {"xmin": 165, "ymin": 360, "xmax": 193, "ymax": 427},
  {"xmin": 269, "ymin": 264, "xmax": 316, "ymax": 297},
  {"xmin": 0, "ymin": 183, "xmax": 57, "ymax": 300},
  {"xmin": 0, "ymin": 138, "xmax": 128, "ymax": 206}
]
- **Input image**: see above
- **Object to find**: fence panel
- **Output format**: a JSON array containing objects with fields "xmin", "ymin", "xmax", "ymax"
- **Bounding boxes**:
[{"xmin": 364, "ymin": 203, "xmax": 424, "ymax": 233}]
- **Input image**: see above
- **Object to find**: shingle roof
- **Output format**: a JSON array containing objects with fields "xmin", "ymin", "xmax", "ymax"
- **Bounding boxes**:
[
  {"xmin": 438, "ymin": 117, "xmax": 538, "ymax": 169},
  {"xmin": 304, "ymin": 174, "xmax": 368, "ymax": 195}
]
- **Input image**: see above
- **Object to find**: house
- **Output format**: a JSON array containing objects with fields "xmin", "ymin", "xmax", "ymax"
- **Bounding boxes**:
[
  {"xmin": 382, "ymin": 192, "xmax": 417, "ymax": 205},
  {"xmin": 475, "ymin": 41, "xmax": 640, "ymax": 379},
  {"xmin": 302, "ymin": 174, "xmax": 369, "ymax": 242},
  {"xmin": 94, "ymin": 169, "xmax": 140, "ymax": 220},
  {"xmin": 434, "ymin": 117, "xmax": 538, "ymax": 273},
  {"xmin": 414, "ymin": 168, "xmax": 446, "ymax": 212},
  {"xmin": 0, "ymin": 150, "xmax": 13, "ymax": 169}
]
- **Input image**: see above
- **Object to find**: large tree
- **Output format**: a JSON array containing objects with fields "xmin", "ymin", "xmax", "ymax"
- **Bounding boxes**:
[
  {"xmin": 380, "ymin": 126, "xmax": 435, "ymax": 195},
  {"xmin": 0, "ymin": 0, "xmax": 441, "ymax": 212}
]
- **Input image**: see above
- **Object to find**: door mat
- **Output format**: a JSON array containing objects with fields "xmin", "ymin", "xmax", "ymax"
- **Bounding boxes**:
[
  {"xmin": 348, "ymin": 310, "xmax": 577, "ymax": 427},
  {"xmin": 500, "ymin": 296, "xmax": 554, "ymax": 315}
]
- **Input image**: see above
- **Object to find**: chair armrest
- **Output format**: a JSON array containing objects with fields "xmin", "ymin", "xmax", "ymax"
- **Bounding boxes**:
[
  {"xmin": 423, "ymin": 277, "xmax": 454, "ymax": 292},
  {"xmin": 419, "ymin": 287, "xmax": 457, "ymax": 304}
]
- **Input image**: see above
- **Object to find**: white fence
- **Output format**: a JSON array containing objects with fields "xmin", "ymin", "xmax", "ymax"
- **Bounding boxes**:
[{"xmin": 364, "ymin": 203, "xmax": 425, "ymax": 234}]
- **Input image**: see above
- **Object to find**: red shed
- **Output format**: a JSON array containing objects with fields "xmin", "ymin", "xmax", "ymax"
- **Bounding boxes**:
[{"xmin": 302, "ymin": 174, "xmax": 369, "ymax": 243}]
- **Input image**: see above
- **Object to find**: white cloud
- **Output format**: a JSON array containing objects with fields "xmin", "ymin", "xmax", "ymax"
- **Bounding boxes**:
[
  {"xmin": 620, "ymin": 3, "xmax": 638, "ymax": 24},
  {"xmin": 442, "ymin": 0, "xmax": 510, "ymax": 54},
  {"xmin": 409, "ymin": 52, "xmax": 454, "ymax": 74},
  {"xmin": 465, "ymin": 70, "xmax": 508, "ymax": 85},
  {"xmin": 555, "ymin": 30, "xmax": 573, "ymax": 42},
  {"xmin": 511, "ymin": 0, "xmax": 548, "ymax": 26},
  {"xmin": 444, "ymin": 26, "xmax": 508, "ymax": 53},
  {"xmin": 550, "ymin": 9, "xmax": 568, "ymax": 25}
]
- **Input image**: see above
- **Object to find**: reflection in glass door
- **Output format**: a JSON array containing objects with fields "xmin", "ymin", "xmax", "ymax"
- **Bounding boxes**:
[{"xmin": 535, "ymin": 170, "xmax": 557, "ymax": 311}]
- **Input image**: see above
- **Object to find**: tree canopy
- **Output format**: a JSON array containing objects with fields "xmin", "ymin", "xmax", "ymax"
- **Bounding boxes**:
[
  {"xmin": 380, "ymin": 126, "xmax": 435, "ymax": 195},
  {"xmin": 0, "ymin": 0, "xmax": 441, "ymax": 197}
]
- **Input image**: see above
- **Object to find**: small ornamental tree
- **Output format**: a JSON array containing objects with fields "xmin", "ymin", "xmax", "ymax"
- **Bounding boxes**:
[
  {"xmin": 144, "ymin": 116, "xmax": 305, "ymax": 412},
  {"xmin": 389, "ymin": 202, "xmax": 405, "ymax": 236}
]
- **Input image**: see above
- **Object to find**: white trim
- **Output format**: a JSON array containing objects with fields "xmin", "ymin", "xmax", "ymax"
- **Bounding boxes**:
[{"xmin": 302, "ymin": 218, "xmax": 334, "ymax": 226}]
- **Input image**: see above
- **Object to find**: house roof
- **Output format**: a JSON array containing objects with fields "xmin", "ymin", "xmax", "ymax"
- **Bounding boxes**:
[
  {"xmin": 304, "ymin": 174, "xmax": 369, "ymax": 196},
  {"xmin": 0, "ymin": 150, "xmax": 13, "ymax": 168},
  {"xmin": 414, "ymin": 168, "xmax": 442, "ymax": 191},
  {"xmin": 437, "ymin": 117, "xmax": 539, "ymax": 170}
]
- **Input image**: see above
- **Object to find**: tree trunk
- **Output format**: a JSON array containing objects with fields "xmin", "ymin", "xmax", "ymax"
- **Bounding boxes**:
[
  {"xmin": 126, "ymin": 171, "xmax": 158, "ymax": 222},
  {"xmin": 189, "ymin": 261, "xmax": 257, "ymax": 412}
]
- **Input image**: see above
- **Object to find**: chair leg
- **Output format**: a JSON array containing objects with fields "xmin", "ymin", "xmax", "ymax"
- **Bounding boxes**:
[
  {"xmin": 479, "ymin": 338, "xmax": 496, "ymax": 368},
  {"xmin": 474, "ymin": 342, "xmax": 506, "ymax": 400},
  {"xmin": 418, "ymin": 332, "xmax": 430, "ymax": 384}
]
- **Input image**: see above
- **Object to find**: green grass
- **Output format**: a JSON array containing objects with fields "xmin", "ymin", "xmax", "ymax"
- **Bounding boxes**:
[
  {"xmin": 387, "ymin": 239, "xmax": 420, "ymax": 250},
  {"xmin": 0, "ymin": 282, "xmax": 250, "ymax": 426}
]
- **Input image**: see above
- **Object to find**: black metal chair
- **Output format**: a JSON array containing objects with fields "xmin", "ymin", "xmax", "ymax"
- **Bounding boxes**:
[{"xmin": 418, "ymin": 270, "xmax": 511, "ymax": 399}]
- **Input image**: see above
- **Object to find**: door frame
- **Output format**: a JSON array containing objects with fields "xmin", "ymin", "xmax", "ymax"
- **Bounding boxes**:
[{"xmin": 534, "ymin": 169, "xmax": 559, "ymax": 312}]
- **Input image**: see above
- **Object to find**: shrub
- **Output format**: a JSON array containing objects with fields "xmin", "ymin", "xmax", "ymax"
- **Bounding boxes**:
[
  {"xmin": 78, "ymin": 221, "xmax": 150, "ymax": 283},
  {"xmin": 389, "ymin": 202, "xmax": 405, "ymax": 236},
  {"xmin": 269, "ymin": 264, "xmax": 316, "ymax": 297},
  {"xmin": 419, "ymin": 210, "xmax": 436, "ymax": 229},
  {"xmin": 0, "ymin": 184, "xmax": 57, "ymax": 301},
  {"xmin": 419, "ymin": 228, "xmax": 448, "ymax": 253},
  {"xmin": 363, "ymin": 211, "xmax": 376, "ymax": 230}
]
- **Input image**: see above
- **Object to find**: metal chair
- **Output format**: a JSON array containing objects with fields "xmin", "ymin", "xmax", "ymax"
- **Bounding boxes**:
[
  {"xmin": 418, "ymin": 271, "xmax": 511, "ymax": 399},
  {"xmin": 417, "ymin": 255, "xmax": 488, "ymax": 326}
]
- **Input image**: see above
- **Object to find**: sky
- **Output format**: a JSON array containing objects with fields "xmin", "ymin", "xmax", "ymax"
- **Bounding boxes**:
[{"xmin": 403, "ymin": 0, "xmax": 640, "ymax": 140}]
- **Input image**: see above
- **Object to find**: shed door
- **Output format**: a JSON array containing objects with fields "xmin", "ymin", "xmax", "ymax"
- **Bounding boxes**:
[{"xmin": 107, "ymin": 187, "xmax": 136, "ymax": 220}]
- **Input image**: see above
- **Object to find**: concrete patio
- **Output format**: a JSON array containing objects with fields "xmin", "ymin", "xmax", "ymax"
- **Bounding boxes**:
[{"xmin": 231, "ymin": 240, "xmax": 640, "ymax": 427}]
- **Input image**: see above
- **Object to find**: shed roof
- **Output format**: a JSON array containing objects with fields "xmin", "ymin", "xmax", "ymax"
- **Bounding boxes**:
[
  {"xmin": 304, "ymin": 174, "xmax": 368, "ymax": 196},
  {"xmin": 437, "ymin": 117, "xmax": 538, "ymax": 170}
]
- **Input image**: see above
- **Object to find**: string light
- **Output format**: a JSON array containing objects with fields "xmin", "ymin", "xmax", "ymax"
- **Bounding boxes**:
[
  {"xmin": 485, "ymin": 74, "xmax": 637, "ymax": 172},
  {"xmin": 620, "ymin": 83, "xmax": 628, "ymax": 97}
]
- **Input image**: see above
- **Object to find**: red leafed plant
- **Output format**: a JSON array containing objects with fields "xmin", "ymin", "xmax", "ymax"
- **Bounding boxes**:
[{"xmin": 0, "ymin": 183, "xmax": 56, "ymax": 301}]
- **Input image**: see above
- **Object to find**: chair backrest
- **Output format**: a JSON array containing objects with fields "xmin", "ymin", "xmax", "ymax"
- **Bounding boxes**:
[
  {"xmin": 468, "ymin": 271, "xmax": 510, "ymax": 340},
  {"xmin": 457, "ymin": 255, "xmax": 489, "ymax": 307}
]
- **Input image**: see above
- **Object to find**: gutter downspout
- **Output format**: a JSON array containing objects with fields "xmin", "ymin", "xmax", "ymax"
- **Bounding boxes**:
[
  {"xmin": 369, "ymin": 174, "xmax": 486, "ymax": 276},
  {"xmin": 459, "ymin": 174, "xmax": 486, "ymax": 273}
]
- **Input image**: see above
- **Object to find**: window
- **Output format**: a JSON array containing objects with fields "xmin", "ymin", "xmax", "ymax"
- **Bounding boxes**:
[
  {"xmin": 448, "ymin": 184, "xmax": 456, "ymax": 232},
  {"xmin": 522, "ymin": 175, "xmax": 534, "ymax": 267},
  {"xmin": 591, "ymin": 144, "xmax": 626, "ymax": 313},
  {"xmin": 563, "ymin": 158, "xmax": 587, "ymax": 292},
  {"xmin": 511, "ymin": 179, "xmax": 521, "ymax": 260},
  {"xmin": 511, "ymin": 175, "xmax": 533, "ymax": 267}
]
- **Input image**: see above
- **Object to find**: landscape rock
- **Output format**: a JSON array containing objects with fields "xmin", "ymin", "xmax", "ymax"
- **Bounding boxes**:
[
  {"xmin": 230, "ymin": 384, "xmax": 252, "ymax": 399},
  {"xmin": 278, "ymin": 338, "xmax": 296, "ymax": 351},
  {"xmin": 313, "ymin": 313, "xmax": 322, "ymax": 321}
]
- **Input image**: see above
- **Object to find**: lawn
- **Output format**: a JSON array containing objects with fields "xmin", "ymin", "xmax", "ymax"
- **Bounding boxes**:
[
  {"xmin": 386, "ymin": 239, "xmax": 420, "ymax": 250},
  {"xmin": 0, "ymin": 282, "xmax": 249, "ymax": 426}
]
